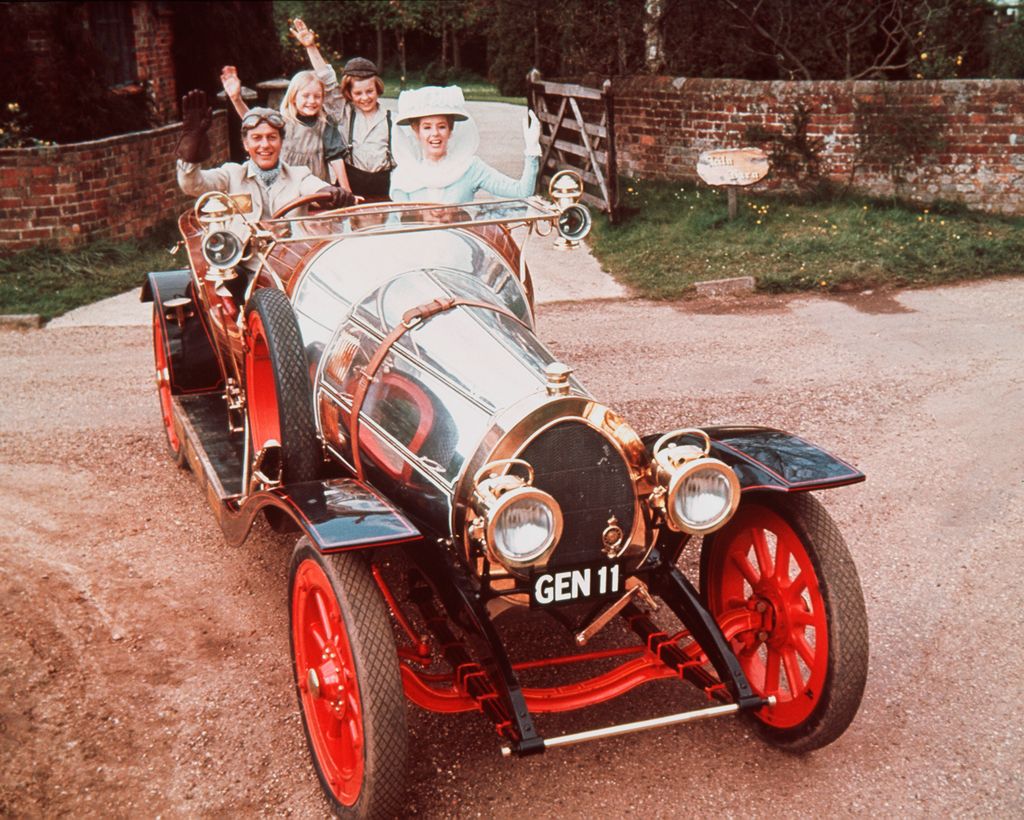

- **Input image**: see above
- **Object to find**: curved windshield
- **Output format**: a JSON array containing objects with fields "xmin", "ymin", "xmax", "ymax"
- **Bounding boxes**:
[{"xmin": 292, "ymin": 230, "xmax": 530, "ymax": 337}]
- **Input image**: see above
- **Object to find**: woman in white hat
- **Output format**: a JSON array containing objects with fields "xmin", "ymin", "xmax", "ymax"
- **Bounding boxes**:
[{"xmin": 389, "ymin": 86, "xmax": 541, "ymax": 203}]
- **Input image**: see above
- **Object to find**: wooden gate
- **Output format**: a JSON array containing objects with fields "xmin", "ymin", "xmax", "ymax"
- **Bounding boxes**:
[{"xmin": 526, "ymin": 72, "xmax": 619, "ymax": 222}]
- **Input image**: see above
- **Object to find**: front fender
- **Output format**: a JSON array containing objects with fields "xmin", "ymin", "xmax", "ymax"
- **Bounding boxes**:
[
  {"xmin": 145, "ymin": 269, "xmax": 223, "ymax": 395},
  {"xmin": 220, "ymin": 478, "xmax": 423, "ymax": 551},
  {"xmin": 646, "ymin": 426, "xmax": 864, "ymax": 493}
]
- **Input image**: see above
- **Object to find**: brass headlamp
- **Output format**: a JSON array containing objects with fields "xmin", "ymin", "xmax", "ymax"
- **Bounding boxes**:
[
  {"xmin": 468, "ymin": 459, "xmax": 563, "ymax": 570},
  {"xmin": 195, "ymin": 192, "xmax": 254, "ymax": 273},
  {"xmin": 548, "ymin": 170, "xmax": 591, "ymax": 249},
  {"xmin": 649, "ymin": 428, "xmax": 740, "ymax": 535}
]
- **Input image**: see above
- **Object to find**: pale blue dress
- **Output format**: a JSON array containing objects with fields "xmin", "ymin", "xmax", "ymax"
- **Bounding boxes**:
[{"xmin": 390, "ymin": 156, "xmax": 539, "ymax": 203}]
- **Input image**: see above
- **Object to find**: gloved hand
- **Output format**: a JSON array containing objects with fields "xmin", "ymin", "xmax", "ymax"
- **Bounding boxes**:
[
  {"xmin": 176, "ymin": 89, "xmax": 212, "ymax": 163},
  {"xmin": 317, "ymin": 185, "xmax": 357, "ymax": 209},
  {"xmin": 523, "ymin": 110, "xmax": 542, "ymax": 157}
]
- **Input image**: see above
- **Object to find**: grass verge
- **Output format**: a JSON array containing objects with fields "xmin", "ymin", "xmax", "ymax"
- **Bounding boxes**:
[
  {"xmin": 0, "ymin": 220, "xmax": 181, "ymax": 320},
  {"xmin": 588, "ymin": 180, "xmax": 1024, "ymax": 299},
  {"xmin": 380, "ymin": 69, "xmax": 524, "ymax": 105}
]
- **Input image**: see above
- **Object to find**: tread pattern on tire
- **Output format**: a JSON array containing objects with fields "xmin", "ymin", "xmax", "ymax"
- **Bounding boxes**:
[
  {"xmin": 290, "ymin": 540, "xmax": 408, "ymax": 818},
  {"xmin": 701, "ymin": 492, "xmax": 869, "ymax": 753},
  {"xmin": 781, "ymin": 492, "xmax": 869, "ymax": 752},
  {"xmin": 245, "ymin": 289, "xmax": 320, "ymax": 484}
]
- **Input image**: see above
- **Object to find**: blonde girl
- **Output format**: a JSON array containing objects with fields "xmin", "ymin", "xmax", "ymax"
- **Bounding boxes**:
[{"xmin": 220, "ymin": 65, "xmax": 345, "ymax": 186}]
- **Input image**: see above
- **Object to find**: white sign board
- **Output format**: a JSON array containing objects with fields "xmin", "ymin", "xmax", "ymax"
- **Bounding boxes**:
[{"xmin": 696, "ymin": 148, "xmax": 770, "ymax": 187}]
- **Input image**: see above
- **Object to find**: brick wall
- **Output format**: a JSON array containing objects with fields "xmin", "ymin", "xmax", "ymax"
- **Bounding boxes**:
[
  {"xmin": 608, "ymin": 77, "xmax": 1024, "ymax": 214},
  {"xmin": 0, "ymin": 112, "xmax": 229, "ymax": 253},
  {"xmin": 131, "ymin": 1, "xmax": 177, "ymax": 123}
]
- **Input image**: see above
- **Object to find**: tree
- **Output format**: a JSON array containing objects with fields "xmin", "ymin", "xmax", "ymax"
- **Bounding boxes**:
[
  {"xmin": 644, "ymin": 0, "xmax": 669, "ymax": 73},
  {"xmin": 717, "ymin": 0, "xmax": 991, "ymax": 80}
]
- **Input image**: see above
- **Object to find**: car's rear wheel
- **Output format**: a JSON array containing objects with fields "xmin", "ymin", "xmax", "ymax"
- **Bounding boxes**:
[
  {"xmin": 152, "ymin": 305, "xmax": 186, "ymax": 467},
  {"xmin": 289, "ymin": 539, "xmax": 407, "ymax": 817},
  {"xmin": 700, "ymin": 493, "xmax": 868, "ymax": 752},
  {"xmin": 244, "ymin": 288, "xmax": 320, "ymax": 495}
]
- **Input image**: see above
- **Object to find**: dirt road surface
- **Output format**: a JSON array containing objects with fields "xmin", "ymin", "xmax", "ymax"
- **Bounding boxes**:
[{"xmin": 2, "ymin": 279, "xmax": 1022, "ymax": 816}]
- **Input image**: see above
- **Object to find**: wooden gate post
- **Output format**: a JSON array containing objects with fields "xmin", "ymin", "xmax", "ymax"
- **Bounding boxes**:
[{"xmin": 603, "ymin": 79, "xmax": 618, "ymax": 224}]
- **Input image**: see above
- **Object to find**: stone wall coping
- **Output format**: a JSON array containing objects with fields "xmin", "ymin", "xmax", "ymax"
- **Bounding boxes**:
[
  {"xmin": 583, "ymin": 74, "xmax": 1024, "ymax": 95},
  {"xmin": 0, "ymin": 110, "xmax": 227, "ymax": 159}
]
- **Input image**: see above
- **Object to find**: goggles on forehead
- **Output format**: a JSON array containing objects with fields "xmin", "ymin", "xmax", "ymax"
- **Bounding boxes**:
[{"xmin": 240, "ymin": 109, "xmax": 285, "ymax": 131}]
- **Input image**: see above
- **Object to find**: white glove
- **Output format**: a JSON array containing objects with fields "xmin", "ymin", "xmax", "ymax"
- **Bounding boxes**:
[{"xmin": 523, "ymin": 110, "xmax": 541, "ymax": 157}]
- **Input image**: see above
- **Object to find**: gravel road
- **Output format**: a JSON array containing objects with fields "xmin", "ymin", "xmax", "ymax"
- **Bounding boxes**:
[{"xmin": 2, "ymin": 277, "xmax": 1022, "ymax": 816}]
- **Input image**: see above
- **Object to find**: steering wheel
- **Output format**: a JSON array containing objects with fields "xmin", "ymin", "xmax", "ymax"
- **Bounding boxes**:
[{"xmin": 271, "ymin": 191, "xmax": 336, "ymax": 219}]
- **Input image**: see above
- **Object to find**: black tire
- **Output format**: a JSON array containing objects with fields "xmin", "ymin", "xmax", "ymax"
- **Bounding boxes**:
[
  {"xmin": 700, "ymin": 492, "xmax": 868, "ymax": 753},
  {"xmin": 244, "ymin": 288, "xmax": 320, "ymax": 487},
  {"xmin": 152, "ymin": 305, "xmax": 187, "ymax": 468},
  {"xmin": 289, "ymin": 539, "xmax": 408, "ymax": 817}
]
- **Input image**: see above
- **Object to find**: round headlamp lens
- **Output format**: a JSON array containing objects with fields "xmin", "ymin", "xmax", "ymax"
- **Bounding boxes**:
[
  {"xmin": 491, "ymin": 493, "xmax": 558, "ymax": 565},
  {"xmin": 204, "ymin": 231, "xmax": 242, "ymax": 267},
  {"xmin": 667, "ymin": 460, "xmax": 739, "ymax": 533}
]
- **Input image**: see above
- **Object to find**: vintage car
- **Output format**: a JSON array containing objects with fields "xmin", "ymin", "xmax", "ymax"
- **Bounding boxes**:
[{"xmin": 144, "ymin": 185, "xmax": 868, "ymax": 817}]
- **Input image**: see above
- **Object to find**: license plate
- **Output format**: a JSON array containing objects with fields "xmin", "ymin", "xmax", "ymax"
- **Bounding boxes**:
[{"xmin": 530, "ymin": 560, "xmax": 623, "ymax": 608}]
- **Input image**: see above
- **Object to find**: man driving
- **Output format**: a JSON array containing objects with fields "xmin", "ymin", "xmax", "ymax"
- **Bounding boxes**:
[{"xmin": 175, "ymin": 89, "xmax": 354, "ymax": 219}]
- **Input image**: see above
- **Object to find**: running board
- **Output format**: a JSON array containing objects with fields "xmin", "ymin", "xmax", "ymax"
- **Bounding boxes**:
[{"xmin": 500, "ymin": 697, "xmax": 774, "ymax": 757}]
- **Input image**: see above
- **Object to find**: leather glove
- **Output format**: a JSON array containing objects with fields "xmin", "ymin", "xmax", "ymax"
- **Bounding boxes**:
[
  {"xmin": 523, "ymin": 110, "xmax": 542, "ymax": 157},
  {"xmin": 176, "ymin": 89, "xmax": 212, "ymax": 163},
  {"xmin": 317, "ymin": 185, "xmax": 356, "ymax": 209}
]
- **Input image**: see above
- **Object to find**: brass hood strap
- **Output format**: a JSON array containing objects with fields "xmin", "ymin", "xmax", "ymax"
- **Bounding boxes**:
[{"xmin": 348, "ymin": 297, "xmax": 527, "ymax": 480}]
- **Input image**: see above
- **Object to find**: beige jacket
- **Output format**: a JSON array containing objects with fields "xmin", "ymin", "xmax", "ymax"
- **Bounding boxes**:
[{"xmin": 176, "ymin": 160, "xmax": 329, "ymax": 220}]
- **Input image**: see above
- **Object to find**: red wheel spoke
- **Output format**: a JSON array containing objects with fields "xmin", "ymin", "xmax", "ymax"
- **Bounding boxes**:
[
  {"xmin": 764, "ymin": 647, "xmax": 781, "ymax": 694},
  {"xmin": 730, "ymin": 551, "xmax": 761, "ymax": 586},
  {"xmin": 773, "ymin": 536, "xmax": 792, "ymax": 585},
  {"xmin": 790, "ymin": 571, "xmax": 809, "ymax": 598},
  {"xmin": 781, "ymin": 646, "xmax": 805, "ymax": 694},
  {"xmin": 752, "ymin": 528, "xmax": 773, "ymax": 579},
  {"xmin": 308, "ymin": 623, "xmax": 328, "ymax": 653},
  {"xmin": 789, "ymin": 606, "xmax": 815, "ymax": 627},
  {"xmin": 314, "ymin": 592, "xmax": 335, "ymax": 642},
  {"xmin": 794, "ymin": 632, "xmax": 816, "ymax": 667}
]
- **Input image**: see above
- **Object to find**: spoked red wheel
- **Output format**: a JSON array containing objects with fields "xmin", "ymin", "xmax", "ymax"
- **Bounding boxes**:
[
  {"xmin": 151, "ymin": 306, "xmax": 185, "ymax": 466},
  {"xmin": 701, "ymin": 493, "xmax": 868, "ymax": 752},
  {"xmin": 289, "ymin": 540, "xmax": 407, "ymax": 816}
]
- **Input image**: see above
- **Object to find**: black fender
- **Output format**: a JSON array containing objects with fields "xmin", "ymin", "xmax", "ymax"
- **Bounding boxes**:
[
  {"xmin": 218, "ymin": 477, "xmax": 422, "ymax": 551},
  {"xmin": 144, "ymin": 269, "xmax": 223, "ymax": 395},
  {"xmin": 645, "ymin": 425, "xmax": 864, "ymax": 493}
]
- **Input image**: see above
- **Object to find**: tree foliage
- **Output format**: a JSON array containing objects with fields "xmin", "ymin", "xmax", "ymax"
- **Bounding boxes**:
[
  {"xmin": 172, "ymin": 1, "xmax": 282, "ymax": 99},
  {"xmin": 0, "ymin": 2, "xmax": 152, "ymax": 144}
]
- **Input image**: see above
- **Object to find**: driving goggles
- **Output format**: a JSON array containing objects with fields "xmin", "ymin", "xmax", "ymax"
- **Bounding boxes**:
[{"xmin": 240, "ymin": 108, "xmax": 285, "ymax": 131}]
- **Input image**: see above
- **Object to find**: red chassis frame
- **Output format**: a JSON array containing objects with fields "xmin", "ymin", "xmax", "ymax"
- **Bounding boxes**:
[{"xmin": 370, "ymin": 562, "xmax": 759, "ymax": 719}]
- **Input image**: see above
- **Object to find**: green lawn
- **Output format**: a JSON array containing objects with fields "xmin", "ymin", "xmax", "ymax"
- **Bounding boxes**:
[
  {"xmin": 379, "ymin": 70, "xmax": 524, "ymax": 105},
  {"xmin": 589, "ymin": 180, "xmax": 1024, "ymax": 299},
  {"xmin": 0, "ymin": 220, "xmax": 180, "ymax": 320}
]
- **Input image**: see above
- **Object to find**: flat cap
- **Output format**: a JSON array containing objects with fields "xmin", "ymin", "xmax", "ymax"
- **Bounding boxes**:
[{"xmin": 343, "ymin": 57, "xmax": 379, "ymax": 78}]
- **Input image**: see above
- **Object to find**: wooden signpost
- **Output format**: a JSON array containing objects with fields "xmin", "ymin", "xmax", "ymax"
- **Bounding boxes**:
[{"xmin": 696, "ymin": 148, "xmax": 770, "ymax": 219}]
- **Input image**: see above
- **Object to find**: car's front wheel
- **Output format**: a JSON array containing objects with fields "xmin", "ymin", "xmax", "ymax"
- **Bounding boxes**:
[
  {"xmin": 289, "ymin": 539, "xmax": 408, "ymax": 817},
  {"xmin": 700, "ymin": 493, "xmax": 868, "ymax": 752}
]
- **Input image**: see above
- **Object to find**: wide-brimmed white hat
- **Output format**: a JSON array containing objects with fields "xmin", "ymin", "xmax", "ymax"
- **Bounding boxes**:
[{"xmin": 395, "ymin": 85, "xmax": 470, "ymax": 126}]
